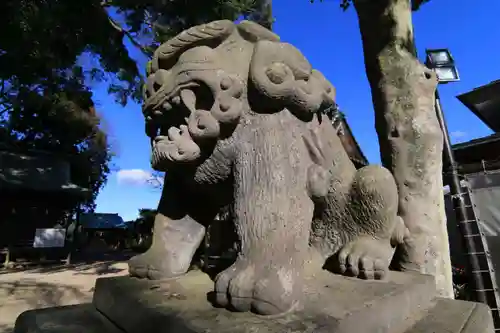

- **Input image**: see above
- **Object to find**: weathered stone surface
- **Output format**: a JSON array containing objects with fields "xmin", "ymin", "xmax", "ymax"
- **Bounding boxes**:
[
  {"xmin": 406, "ymin": 298, "xmax": 494, "ymax": 333},
  {"xmin": 12, "ymin": 269, "xmax": 494, "ymax": 333},
  {"xmin": 129, "ymin": 18, "xmax": 410, "ymax": 316},
  {"xmin": 13, "ymin": 303, "xmax": 121, "ymax": 333},
  {"xmin": 93, "ymin": 270, "xmax": 438, "ymax": 333}
]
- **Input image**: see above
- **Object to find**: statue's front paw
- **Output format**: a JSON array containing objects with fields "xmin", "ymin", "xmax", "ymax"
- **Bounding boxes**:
[
  {"xmin": 128, "ymin": 246, "xmax": 190, "ymax": 280},
  {"xmin": 129, "ymin": 250, "xmax": 184, "ymax": 280},
  {"xmin": 213, "ymin": 257, "xmax": 301, "ymax": 315},
  {"xmin": 213, "ymin": 259, "xmax": 256, "ymax": 312},
  {"xmin": 336, "ymin": 237, "xmax": 393, "ymax": 280}
]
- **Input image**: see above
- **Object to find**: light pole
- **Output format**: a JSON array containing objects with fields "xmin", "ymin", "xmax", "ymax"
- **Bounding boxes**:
[{"xmin": 425, "ymin": 49, "xmax": 487, "ymax": 303}]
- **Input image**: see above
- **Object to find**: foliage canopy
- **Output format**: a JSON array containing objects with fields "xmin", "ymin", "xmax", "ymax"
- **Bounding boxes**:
[{"xmin": 0, "ymin": 0, "xmax": 270, "ymax": 214}]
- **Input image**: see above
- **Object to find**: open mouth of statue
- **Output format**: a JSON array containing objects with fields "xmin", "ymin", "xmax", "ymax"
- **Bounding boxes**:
[
  {"xmin": 157, "ymin": 82, "xmax": 219, "ymax": 139},
  {"xmin": 149, "ymin": 82, "xmax": 221, "ymax": 169}
]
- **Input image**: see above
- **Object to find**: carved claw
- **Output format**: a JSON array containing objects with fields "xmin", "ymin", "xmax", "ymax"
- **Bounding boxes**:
[
  {"xmin": 336, "ymin": 237, "xmax": 393, "ymax": 280},
  {"xmin": 213, "ymin": 258, "xmax": 301, "ymax": 315},
  {"xmin": 390, "ymin": 216, "xmax": 410, "ymax": 247}
]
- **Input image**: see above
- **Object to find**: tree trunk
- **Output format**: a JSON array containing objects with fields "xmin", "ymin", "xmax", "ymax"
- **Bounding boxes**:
[
  {"xmin": 353, "ymin": 0, "xmax": 453, "ymax": 298},
  {"xmin": 253, "ymin": 0, "xmax": 273, "ymax": 30}
]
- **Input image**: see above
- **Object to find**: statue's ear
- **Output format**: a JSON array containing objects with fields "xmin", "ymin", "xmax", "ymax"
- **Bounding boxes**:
[{"xmin": 249, "ymin": 40, "xmax": 336, "ymax": 119}]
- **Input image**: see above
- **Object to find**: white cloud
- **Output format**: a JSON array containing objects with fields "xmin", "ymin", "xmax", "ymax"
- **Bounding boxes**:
[
  {"xmin": 116, "ymin": 169, "xmax": 152, "ymax": 185},
  {"xmin": 450, "ymin": 130, "xmax": 467, "ymax": 139}
]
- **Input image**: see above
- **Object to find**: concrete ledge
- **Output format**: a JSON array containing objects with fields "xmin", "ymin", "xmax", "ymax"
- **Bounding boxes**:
[
  {"xmin": 12, "ymin": 269, "xmax": 494, "ymax": 333},
  {"xmin": 13, "ymin": 303, "xmax": 122, "ymax": 333},
  {"xmin": 93, "ymin": 269, "xmax": 437, "ymax": 333},
  {"xmin": 407, "ymin": 298, "xmax": 494, "ymax": 333}
]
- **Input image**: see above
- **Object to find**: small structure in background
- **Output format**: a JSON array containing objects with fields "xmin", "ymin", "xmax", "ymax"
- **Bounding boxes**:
[
  {"xmin": 79, "ymin": 213, "xmax": 130, "ymax": 252},
  {"xmin": 454, "ymin": 80, "xmax": 500, "ymax": 174},
  {"xmin": 330, "ymin": 109, "xmax": 369, "ymax": 169},
  {"xmin": 80, "ymin": 213, "xmax": 128, "ymax": 230},
  {"xmin": 443, "ymin": 79, "xmax": 500, "ymax": 324},
  {"xmin": 0, "ymin": 147, "xmax": 90, "ymax": 267},
  {"xmin": 457, "ymin": 80, "xmax": 500, "ymax": 133}
]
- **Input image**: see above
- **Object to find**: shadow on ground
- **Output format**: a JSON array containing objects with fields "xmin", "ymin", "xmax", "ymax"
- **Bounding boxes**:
[
  {"xmin": 0, "ymin": 251, "xmax": 133, "ymax": 276},
  {"xmin": 0, "ymin": 280, "xmax": 95, "ymax": 332},
  {"xmin": 0, "ymin": 280, "xmax": 89, "ymax": 309}
]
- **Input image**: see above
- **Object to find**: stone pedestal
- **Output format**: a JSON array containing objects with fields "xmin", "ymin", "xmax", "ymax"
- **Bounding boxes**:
[{"xmin": 14, "ymin": 270, "xmax": 494, "ymax": 333}]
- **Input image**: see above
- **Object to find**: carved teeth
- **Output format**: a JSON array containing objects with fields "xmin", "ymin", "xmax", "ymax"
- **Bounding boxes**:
[
  {"xmin": 154, "ymin": 135, "xmax": 168, "ymax": 144},
  {"xmin": 172, "ymin": 96, "xmax": 181, "ymax": 105},
  {"xmin": 180, "ymin": 89, "xmax": 197, "ymax": 114},
  {"xmin": 167, "ymin": 127, "xmax": 181, "ymax": 141},
  {"xmin": 163, "ymin": 101, "xmax": 172, "ymax": 111}
]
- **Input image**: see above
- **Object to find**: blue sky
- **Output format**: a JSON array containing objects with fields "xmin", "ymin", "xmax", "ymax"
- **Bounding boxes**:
[{"xmin": 93, "ymin": 0, "xmax": 500, "ymax": 221}]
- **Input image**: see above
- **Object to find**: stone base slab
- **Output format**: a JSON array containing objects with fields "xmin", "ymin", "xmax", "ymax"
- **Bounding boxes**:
[
  {"xmin": 13, "ymin": 269, "xmax": 494, "ymax": 333},
  {"xmin": 92, "ymin": 269, "xmax": 435, "ymax": 333},
  {"xmin": 13, "ymin": 303, "xmax": 122, "ymax": 333}
]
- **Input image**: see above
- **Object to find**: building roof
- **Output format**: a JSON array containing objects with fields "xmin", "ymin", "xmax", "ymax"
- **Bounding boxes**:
[
  {"xmin": 79, "ymin": 213, "xmax": 129, "ymax": 229},
  {"xmin": 332, "ymin": 112, "xmax": 369, "ymax": 168},
  {"xmin": 457, "ymin": 80, "xmax": 500, "ymax": 132},
  {"xmin": 452, "ymin": 133, "xmax": 500, "ymax": 174},
  {"xmin": 453, "ymin": 133, "xmax": 500, "ymax": 152}
]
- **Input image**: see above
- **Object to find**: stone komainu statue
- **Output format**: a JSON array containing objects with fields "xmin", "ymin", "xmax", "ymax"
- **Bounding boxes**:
[{"xmin": 129, "ymin": 20, "xmax": 408, "ymax": 316}]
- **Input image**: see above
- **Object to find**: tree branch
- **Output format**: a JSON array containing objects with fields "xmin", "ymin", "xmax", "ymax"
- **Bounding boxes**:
[
  {"xmin": 147, "ymin": 171, "xmax": 164, "ymax": 189},
  {"xmin": 105, "ymin": 9, "xmax": 151, "ymax": 58}
]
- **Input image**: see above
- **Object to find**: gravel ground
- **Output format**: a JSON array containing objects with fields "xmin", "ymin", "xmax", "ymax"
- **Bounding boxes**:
[{"xmin": 0, "ymin": 260, "xmax": 129, "ymax": 332}]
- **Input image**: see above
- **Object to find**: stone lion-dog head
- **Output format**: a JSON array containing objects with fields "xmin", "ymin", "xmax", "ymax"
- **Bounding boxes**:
[{"xmin": 143, "ymin": 20, "xmax": 335, "ymax": 172}]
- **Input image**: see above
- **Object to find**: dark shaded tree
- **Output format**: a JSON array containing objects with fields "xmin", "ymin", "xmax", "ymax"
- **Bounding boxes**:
[
  {"xmin": 0, "ymin": 0, "xmax": 273, "ymax": 106},
  {"xmin": 0, "ymin": 0, "xmax": 271, "ymax": 213},
  {"xmin": 126, "ymin": 208, "xmax": 157, "ymax": 252},
  {"xmin": 1, "ymin": 68, "xmax": 111, "ymax": 213}
]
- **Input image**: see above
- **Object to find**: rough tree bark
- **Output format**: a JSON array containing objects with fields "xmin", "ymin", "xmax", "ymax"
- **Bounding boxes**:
[{"xmin": 353, "ymin": 0, "xmax": 453, "ymax": 298}]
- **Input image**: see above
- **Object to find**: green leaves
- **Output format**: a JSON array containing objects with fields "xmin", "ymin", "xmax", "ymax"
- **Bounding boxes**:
[{"xmin": 0, "ymin": 0, "xmax": 272, "ymax": 214}]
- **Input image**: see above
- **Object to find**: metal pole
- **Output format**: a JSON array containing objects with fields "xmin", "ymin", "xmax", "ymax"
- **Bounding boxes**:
[{"xmin": 435, "ymin": 91, "xmax": 487, "ymax": 303}]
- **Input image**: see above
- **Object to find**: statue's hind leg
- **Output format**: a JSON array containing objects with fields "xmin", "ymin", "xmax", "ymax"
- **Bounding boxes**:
[{"xmin": 335, "ymin": 165, "xmax": 404, "ymax": 280}]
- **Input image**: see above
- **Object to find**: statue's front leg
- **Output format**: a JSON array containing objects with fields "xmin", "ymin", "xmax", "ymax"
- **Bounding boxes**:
[
  {"xmin": 213, "ymin": 123, "xmax": 314, "ymax": 315},
  {"xmin": 128, "ymin": 177, "xmax": 206, "ymax": 280}
]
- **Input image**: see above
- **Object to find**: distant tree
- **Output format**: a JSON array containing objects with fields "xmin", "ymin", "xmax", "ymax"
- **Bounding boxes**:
[
  {"xmin": 312, "ymin": 0, "xmax": 452, "ymax": 298},
  {"xmin": 126, "ymin": 208, "xmax": 157, "ymax": 251},
  {"xmin": 137, "ymin": 208, "xmax": 157, "ymax": 227}
]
